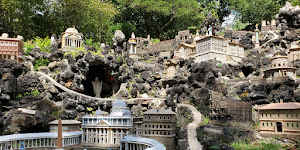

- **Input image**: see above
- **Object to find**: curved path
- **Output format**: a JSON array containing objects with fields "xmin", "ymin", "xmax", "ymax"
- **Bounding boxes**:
[
  {"xmin": 177, "ymin": 104, "xmax": 203, "ymax": 150},
  {"xmin": 260, "ymin": 30, "xmax": 279, "ymax": 49},
  {"xmin": 36, "ymin": 71, "xmax": 164, "ymax": 102}
]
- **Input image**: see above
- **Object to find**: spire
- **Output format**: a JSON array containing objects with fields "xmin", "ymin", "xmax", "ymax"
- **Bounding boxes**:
[{"xmin": 56, "ymin": 117, "xmax": 63, "ymax": 150}]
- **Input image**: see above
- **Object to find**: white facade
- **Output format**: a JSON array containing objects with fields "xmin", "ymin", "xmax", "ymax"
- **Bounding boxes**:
[
  {"xmin": 81, "ymin": 100, "xmax": 133, "ymax": 146},
  {"xmin": 61, "ymin": 27, "xmax": 83, "ymax": 48},
  {"xmin": 194, "ymin": 36, "xmax": 244, "ymax": 64}
]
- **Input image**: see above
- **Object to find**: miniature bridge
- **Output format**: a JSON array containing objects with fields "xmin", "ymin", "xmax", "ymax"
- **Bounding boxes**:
[
  {"xmin": 177, "ymin": 104, "xmax": 203, "ymax": 150},
  {"xmin": 0, "ymin": 131, "xmax": 82, "ymax": 150},
  {"xmin": 36, "ymin": 71, "xmax": 165, "ymax": 103}
]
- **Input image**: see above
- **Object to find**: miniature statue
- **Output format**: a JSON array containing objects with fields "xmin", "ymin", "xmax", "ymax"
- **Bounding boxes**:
[
  {"xmin": 92, "ymin": 77, "xmax": 103, "ymax": 98},
  {"xmin": 208, "ymin": 25, "xmax": 213, "ymax": 36}
]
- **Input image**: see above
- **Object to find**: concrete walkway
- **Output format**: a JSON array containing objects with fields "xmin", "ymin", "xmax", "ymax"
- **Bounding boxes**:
[
  {"xmin": 36, "ymin": 71, "xmax": 164, "ymax": 102},
  {"xmin": 177, "ymin": 104, "xmax": 203, "ymax": 150},
  {"xmin": 260, "ymin": 30, "xmax": 279, "ymax": 49}
]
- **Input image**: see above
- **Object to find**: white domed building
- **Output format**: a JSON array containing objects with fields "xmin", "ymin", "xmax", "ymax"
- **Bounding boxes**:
[
  {"xmin": 61, "ymin": 27, "xmax": 83, "ymax": 48},
  {"xmin": 81, "ymin": 99, "xmax": 133, "ymax": 147}
]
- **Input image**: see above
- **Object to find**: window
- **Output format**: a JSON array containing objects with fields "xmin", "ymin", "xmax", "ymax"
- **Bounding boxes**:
[
  {"xmin": 167, "ymin": 116, "xmax": 170, "ymax": 120},
  {"xmin": 292, "ymin": 123, "xmax": 294, "ymax": 127},
  {"xmin": 278, "ymin": 114, "xmax": 280, "ymax": 117},
  {"xmin": 262, "ymin": 114, "xmax": 263, "ymax": 117},
  {"xmin": 156, "ymin": 125, "xmax": 158, "ymax": 128},
  {"xmin": 145, "ymin": 125, "xmax": 147, "ymax": 128},
  {"xmin": 5, "ymin": 42, "xmax": 8, "ymax": 46},
  {"xmin": 160, "ymin": 125, "xmax": 162, "ymax": 128},
  {"xmin": 1, "ymin": 42, "xmax": 3, "ymax": 46},
  {"xmin": 164, "ymin": 125, "xmax": 166, "ymax": 128},
  {"xmin": 270, "ymin": 114, "xmax": 272, "ymax": 117},
  {"xmin": 271, "ymin": 123, "xmax": 273, "ymax": 126},
  {"xmin": 263, "ymin": 123, "xmax": 264, "ymax": 126},
  {"xmin": 168, "ymin": 125, "xmax": 170, "ymax": 128},
  {"xmin": 287, "ymin": 123, "xmax": 289, "ymax": 127},
  {"xmin": 287, "ymin": 114, "xmax": 288, "ymax": 117},
  {"xmin": 14, "ymin": 43, "xmax": 17, "ymax": 46},
  {"xmin": 297, "ymin": 124, "xmax": 299, "ymax": 128},
  {"xmin": 297, "ymin": 114, "xmax": 298, "ymax": 117},
  {"xmin": 292, "ymin": 114, "xmax": 293, "ymax": 117},
  {"xmin": 9, "ymin": 42, "xmax": 12, "ymax": 46},
  {"xmin": 266, "ymin": 114, "xmax": 267, "ymax": 117},
  {"xmin": 267, "ymin": 123, "xmax": 269, "ymax": 126}
]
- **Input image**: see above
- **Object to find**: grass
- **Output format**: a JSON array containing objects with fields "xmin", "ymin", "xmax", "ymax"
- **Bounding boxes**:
[
  {"xmin": 63, "ymin": 47, "xmax": 104, "ymax": 59},
  {"xmin": 230, "ymin": 139, "xmax": 285, "ymax": 150}
]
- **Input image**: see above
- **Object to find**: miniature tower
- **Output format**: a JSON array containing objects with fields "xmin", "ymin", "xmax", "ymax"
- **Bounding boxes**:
[
  {"xmin": 255, "ymin": 24, "xmax": 260, "ymax": 49},
  {"xmin": 56, "ymin": 117, "xmax": 63, "ymax": 150},
  {"xmin": 128, "ymin": 32, "xmax": 137, "ymax": 54}
]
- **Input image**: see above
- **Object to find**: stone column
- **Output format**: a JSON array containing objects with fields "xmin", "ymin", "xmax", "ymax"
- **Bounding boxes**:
[
  {"xmin": 125, "ymin": 142, "xmax": 129, "ymax": 150},
  {"xmin": 130, "ymin": 45, "xmax": 133, "ymax": 54},
  {"xmin": 56, "ymin": 118, "xmax": 63, "ymax": 150}
]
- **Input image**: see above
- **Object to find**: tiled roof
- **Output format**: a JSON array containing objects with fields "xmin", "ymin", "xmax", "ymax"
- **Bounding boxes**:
[
  {"xmin": 143, "ymin": 109, "xmax": 176, "ymax": 115},
  {"xmin": 259, "ymin": 102, "xmax": 300, "ymax": 110}
]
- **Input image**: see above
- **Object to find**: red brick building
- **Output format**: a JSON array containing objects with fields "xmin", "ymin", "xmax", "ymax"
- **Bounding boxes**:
[{"xmin": 0, "ymin": 33, "xmax": 24, "ymax": 62}]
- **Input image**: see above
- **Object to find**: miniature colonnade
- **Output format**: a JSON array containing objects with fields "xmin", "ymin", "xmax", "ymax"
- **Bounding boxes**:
[
  {"xmin": 0, "ymin": 131, "xmax": 82, "ymax": 150},
  {"xmin": 120, "ymin": 135, "xmax": 166, "ymax": 150}
]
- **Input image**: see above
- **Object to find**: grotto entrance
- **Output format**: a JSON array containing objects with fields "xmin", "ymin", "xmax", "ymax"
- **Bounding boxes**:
[
  {"xmin": 81, "ymin": 64, "xmax": 120, "ymax": 98},
  {"xmin": 241, "ymin": 66, "xmax": 255, "ymax": 77}
]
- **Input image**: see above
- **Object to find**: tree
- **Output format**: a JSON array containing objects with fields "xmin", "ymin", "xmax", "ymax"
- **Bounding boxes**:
[
  {"xmin": 115, "ymin": 0, "xmax": 204, "ymax": 40},
  {"xmin": 0, "ymin": 0, "xmax": 118, "ymax": 43}
]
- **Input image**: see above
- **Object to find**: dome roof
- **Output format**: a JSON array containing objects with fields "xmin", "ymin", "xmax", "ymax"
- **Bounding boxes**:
[
  {"xmin": 65, "ymin": 28, "xmax": 79, "ymax": 33},
  {"xmin": 112, "ymin": 100, "xmax": 127, "ymax": 108},
  {"xmin": 94, "ymin": 109, "xmax": 103, "ymax": 116},
  {"xmin": 123, "ymin": 110, "xmax": 131, "ymax": 116}
]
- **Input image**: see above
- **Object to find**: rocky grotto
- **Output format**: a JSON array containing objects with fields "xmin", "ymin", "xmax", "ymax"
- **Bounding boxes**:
[{"xmin": 0, "ymin": 1, "xmax": 300, "ymax": 150}]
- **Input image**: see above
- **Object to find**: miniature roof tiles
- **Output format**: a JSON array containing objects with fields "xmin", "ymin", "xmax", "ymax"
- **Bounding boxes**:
[
  {"xmin": 259, "ymin": 102, "xmax": 300, "ymax": 110},
  {"xmin": 48, "ymin": 120, "xmax": 81, "ymax": 125},
  {"xmin": 143, "ymin": 109, "xmax": 176, "ymax": 115}
]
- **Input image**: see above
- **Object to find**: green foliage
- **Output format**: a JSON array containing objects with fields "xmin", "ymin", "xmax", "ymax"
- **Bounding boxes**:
[
  {"xmin": 34, "ymin": 58, "xmax": 50, "ymax": 71},
  {"xmin": 86, "ymin": 107, "xmax": 93, "ymax": 112},
  {"xmin": 51, "ymin": 110, "xmax": 63, "ymax": 119},
  {"xmin": 0, "ymin": 0, "xmax": 118, "ymax": 43},
  {"xmin": 16, "ymin": 89, "xmax": 40, "ymax": 100},
  {"xmin": 151, "ymin": 38, "xmax": 160, "ymax": 44},
  {"xmin": 230, "ymin": 139, "xmax": 284, "ymax": 150},
  {"xmin": 33, "ymin": 37, "xmax": 51, "ymax": 52},
  {"xmin": 23, "ymin": 40, "xmax": 35, "ymax": 55},
  {"xmin": 64, "ymin": 47, "xmax": 103, "ymax": 59},
  {"xmin": 146, "ymin": 59, "xmax": 154, "ymax": 63},
  {"xmin": 199, "ymin": 116, "xmax": 209, "ymax": 126},
  {"xmin": 232, "ymin": 20, "xmax": 250, "ymax": 31}
]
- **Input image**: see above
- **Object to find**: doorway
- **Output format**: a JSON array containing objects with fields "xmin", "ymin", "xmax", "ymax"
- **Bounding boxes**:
[{"xmin": 276, "ymin": 122, "xmax": 282, "ymax": 132}]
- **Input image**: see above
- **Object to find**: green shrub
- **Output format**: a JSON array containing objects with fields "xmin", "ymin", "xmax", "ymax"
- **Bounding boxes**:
[
  {"xmin": 34, "ymin": 58, "xmax": 50, "ymax": 71},
  {"xmin": 23, "ymin": 40, "xmax": 35, "ymax": 55},
  {"xmin": 231, "ymin": 139, "xmax": 284, "ymax": 150},
  {"xmin": 23, "ymin": 37, "xmax": 51, "ymax": 55},
  {"xmin": 151, "ymin": 38, "xmax": 160, "ymax": 44}
]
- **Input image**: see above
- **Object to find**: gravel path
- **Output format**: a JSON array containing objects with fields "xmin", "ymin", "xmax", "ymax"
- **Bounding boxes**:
[{"xmin": 177, "ymin": 104, "xmax": 203, "ymax": 150}]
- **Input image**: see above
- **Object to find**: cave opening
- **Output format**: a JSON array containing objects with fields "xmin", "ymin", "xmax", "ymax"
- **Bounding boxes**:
[
  {"xmin": 242, "ymin": 66, "xmax": 254, "ymax": 77},
  {"xmin": 82, "ymin": 64, "xmax": 120, "ymax": 98}
]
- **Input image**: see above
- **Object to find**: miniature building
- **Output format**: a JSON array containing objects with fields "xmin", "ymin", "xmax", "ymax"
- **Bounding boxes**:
[
  {"xmin": 135, "ymin": 109, "xmax": 176, "ymax": 150},
  {"xmin": 287, "ymin": 41, "xmax": 300, "ymax": 62},
  {"xmin": 49, "ymin": 120, "xmax": 81, "ymax": 132},
  {"xmin": 261, "ymin": 19, "xmax": 277, "ymax": 31},
  {"xmin": 194, "ymin": 36, "xmax": 245, "ymax": 64},
  {"xmin": 61, "ymin": 27, "xmax": 83, "ymax": 48},
  {"xmin": 264, "ymin": 52, "xmax": 297, "ymax": 79},
  {"xmin": 209, "ymin": 99, "xmax": 252, "ymax": 124},
  {"xmin": 175, "ymin": 30, "xmax": 194, "ymax": 44},
  {"xmin": 0, "ymin": 33, "xmax": 24, "ymax": 62},
  {"xmin": 128, "ymin": 32, "xmax": 137, "ymax": 54},
  {"xmin": 258, "ymin": 101, "xmax": 300, "ymax": 136},
  {"xmin": 81, "ymin": 100, "xmax": 133, "ymax": 146},
  {"xmin": 173, "ymin": 42, "xmax": 195, "ymax": 59}
]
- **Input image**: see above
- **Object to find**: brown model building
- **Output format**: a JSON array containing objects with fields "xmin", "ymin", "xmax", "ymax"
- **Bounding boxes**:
[
  {"xmin": 259, "ymin": 100, "xmax": 300, "ymax": 137},
  {"xmin": 0, "ymin": 33, "xmax": 24, "ymax": 62},
  {"xmin": 135, "ymin": 109, "xmax": 176, "ymax": 150}
]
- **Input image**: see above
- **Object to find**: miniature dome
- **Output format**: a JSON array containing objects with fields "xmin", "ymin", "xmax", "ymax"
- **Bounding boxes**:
[
  {"xmin": 112, "ymin": 100, "xmax": 127, "ymax": 108},
  {"xmin": 94, "ymin": 109, "xmax": 103, "ymax": 116},
  {"xmin": 65, "ymin": 27, "xmax": 79, "ymax": 33},
  {"xmin": 1, "ymin": 33, "xmax": 8, "ymax": 38},
  {"xmin": 123, "ymin": 110, "xmax": 131, "ymax": 116}
]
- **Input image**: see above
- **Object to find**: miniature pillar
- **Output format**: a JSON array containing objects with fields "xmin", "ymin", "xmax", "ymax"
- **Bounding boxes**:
[
  {"xmin": 255, "ymin": 24, "xmax": 260, "ymax": 49},
  {"xmin": 56, "ymin": 117, "xmax": 63, "ymax": 150}
]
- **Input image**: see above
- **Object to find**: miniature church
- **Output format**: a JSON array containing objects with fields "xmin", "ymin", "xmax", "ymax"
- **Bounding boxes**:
[{"xmin": 61, "ymin": 27, "xmax": 84, "ymax": 49}]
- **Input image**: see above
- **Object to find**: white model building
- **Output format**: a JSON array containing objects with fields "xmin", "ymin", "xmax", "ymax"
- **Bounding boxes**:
[{"xmin": 81, "ymin": 100, "xmax": 133, "ymax": 147}]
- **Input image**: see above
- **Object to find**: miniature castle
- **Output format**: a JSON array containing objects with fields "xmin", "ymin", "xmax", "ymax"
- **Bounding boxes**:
[{"xmin": 0, "ymin": 33, "xmax": 24, "ymax": 62}]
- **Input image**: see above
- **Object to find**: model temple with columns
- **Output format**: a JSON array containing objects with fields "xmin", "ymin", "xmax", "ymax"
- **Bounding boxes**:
[
  {"xmin": 61, "ymin": 27, "xmax": 83, "ymax": 49},
  {"xmin": 81, "ymin": 100, "xmax": 133, "ymax": 146}
]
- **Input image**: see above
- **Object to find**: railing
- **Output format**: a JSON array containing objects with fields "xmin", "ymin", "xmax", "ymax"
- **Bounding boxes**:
[
  {"xmin": 0, "ymin": 131, "xmax": 82, "ymax": 150},
  {"xmin": 120, "ymin": 135, "xmax": 166, "ymax": 150}
]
